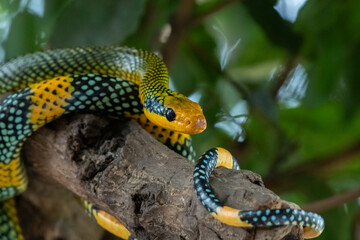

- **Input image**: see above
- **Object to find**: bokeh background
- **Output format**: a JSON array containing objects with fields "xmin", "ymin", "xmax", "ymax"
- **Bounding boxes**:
[{"xmin": 1, "ymin": 0, "xmax": 360, "ymax": 239}]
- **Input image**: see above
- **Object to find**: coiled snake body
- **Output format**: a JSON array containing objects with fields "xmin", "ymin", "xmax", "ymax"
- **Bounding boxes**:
[{"xmin": 0, "ymin": 46, "xmax": 324, "ymax": 239}]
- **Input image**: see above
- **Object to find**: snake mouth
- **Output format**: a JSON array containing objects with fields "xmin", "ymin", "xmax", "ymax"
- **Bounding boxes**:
[{"xmin": 185, "ymin": 115, "xmax": 206, "ymax": 134}]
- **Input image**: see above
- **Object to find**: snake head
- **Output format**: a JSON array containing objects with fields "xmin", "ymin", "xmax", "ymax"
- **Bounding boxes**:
[{"xmin": 143, "ymin": 91, "xmax": 206, "ymax": 134}]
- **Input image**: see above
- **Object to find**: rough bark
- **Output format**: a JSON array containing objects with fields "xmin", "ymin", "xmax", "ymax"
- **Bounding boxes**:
[{"xmin": 14, "ymin": 113, "xmax": 305, "ymax": 240}]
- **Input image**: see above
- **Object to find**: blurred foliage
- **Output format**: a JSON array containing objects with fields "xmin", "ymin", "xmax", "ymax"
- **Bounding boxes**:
[{"xmin": 0, "ymin": 0, "xmax": 359, "ymax": 239}]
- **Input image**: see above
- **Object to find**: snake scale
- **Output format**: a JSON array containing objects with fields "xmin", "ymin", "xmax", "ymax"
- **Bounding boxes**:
[{"xmin": 0, "ymin": 46, "xmax": 324, "ymax": 239}]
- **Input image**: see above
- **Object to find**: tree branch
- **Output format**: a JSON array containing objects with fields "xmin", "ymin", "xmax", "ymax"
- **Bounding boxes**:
[
  {"xmin": 162, "ymin": 0, "xmax": 195, "ymax": 66},
  {"xmin": 265, "ymin": 142, "xmax": 360, "ymax": 192},
  {"xmin": 302, "ymin": 187, "xmax": 360, "ymax": 213},
  {"xmin": 270, "ymin": 57, "xmax": 299, "ymax": 99},
  {"xmin": 189, "ymin": 0, "xmax": 242, "ymax": 28},
  {"xmin": 18, "ymin": 113, "xmax": 305, "ymax": 240},
  {"xmin": 187, "ymin": 39, "xmax": 249, "ymax": 98},
  {"xmin": 162, "ymin": 0, "xmax": 241, "ymax": 68}
]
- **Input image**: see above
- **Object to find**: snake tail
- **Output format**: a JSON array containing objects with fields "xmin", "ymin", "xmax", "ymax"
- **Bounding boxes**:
[
  {"xmin": 193, "ymin": 147, "xmax": 325, "ymax": 239},
  {"xmin": 83, "ymin": 200, "xmax": 137, "ymax": 240}
]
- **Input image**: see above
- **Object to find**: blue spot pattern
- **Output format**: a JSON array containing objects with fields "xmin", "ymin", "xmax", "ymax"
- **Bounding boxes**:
[
  {"xmin": 193, "ymin": 148, "xmax": 325, "ymax": 235},
  {"xmin": 193, "ymin": 148, "xmax": 240, "ymax": 213},
  {"xmin": 193, "ymin": 148, "xmax": 220, "ymax": 213},
  {"xmin": 0, "ymin": 88, "xmax": 34, "ymax": 201},
  {"xmin": 240, "ymin": 208, "xmax": 324, "ymax": 233},
  {"xmin": 64, "ymin": 74, "xmax": 143, "ymax": 116}
]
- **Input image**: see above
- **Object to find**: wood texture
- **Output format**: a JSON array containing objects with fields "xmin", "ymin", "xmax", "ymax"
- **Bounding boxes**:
[{"xmin": 15, "ymin": 113, "xmax": 304, "ymax": 240}]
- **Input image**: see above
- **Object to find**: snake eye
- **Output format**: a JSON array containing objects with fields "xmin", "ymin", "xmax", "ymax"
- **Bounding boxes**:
[{"xmin": 165, "ymin": 108, "xmax": 176, "ymax": 122}]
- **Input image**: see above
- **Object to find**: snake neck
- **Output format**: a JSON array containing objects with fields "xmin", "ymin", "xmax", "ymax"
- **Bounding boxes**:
[
  {"xmin": 107, "ymin": 47, "xmax": 169, "ymax": 93},
  {"xmin": 133, "ymin": 50, "xmax": 170, "ymax": 104}
]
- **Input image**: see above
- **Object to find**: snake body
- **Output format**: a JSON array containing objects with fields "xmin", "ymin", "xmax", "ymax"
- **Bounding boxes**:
[
  {"xmin": 0, "ymin": 46, "xmax": 324, "ymax": 239},
  {"xmin": 194, "ymin": 148, "xmax": 324, "ymax": 239}
]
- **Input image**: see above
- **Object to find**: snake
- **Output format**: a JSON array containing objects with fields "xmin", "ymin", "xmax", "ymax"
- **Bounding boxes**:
[{"xmin": 0, "ymin": 46, "xmax": 324, "ymax": 239}]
